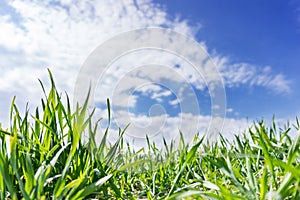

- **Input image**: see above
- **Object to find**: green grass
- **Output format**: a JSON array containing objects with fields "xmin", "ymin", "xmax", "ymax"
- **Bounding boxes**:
[{"xmin": 0, "ymin": 70, "xmax": 300, "ymax": 199}]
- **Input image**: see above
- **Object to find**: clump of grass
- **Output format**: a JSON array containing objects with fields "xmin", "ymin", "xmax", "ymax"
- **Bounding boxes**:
[{"xmin": 0, "ymin": 70, "xmax": 299, "ymax": 199}]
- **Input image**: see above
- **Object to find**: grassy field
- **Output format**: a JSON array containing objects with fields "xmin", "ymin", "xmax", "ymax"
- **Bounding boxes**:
[{"xmin": 0, "ymin": 71, "xmax": 300, "ymax": 199}]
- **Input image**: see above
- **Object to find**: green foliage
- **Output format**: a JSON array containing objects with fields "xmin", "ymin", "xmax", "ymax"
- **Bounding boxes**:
[{"xmin": 0, "ymin": 71, "xmax": 299, "ymax": 199}]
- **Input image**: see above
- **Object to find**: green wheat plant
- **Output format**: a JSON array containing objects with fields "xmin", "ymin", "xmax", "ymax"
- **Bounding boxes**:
[{"xmin": 0, "ymin": 70, "xmax": 299, "ymax": 199}]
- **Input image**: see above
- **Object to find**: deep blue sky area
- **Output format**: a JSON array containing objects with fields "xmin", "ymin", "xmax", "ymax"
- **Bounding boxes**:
[
  {"xmin": 155, "ymin": 0, "xmax": 300, "ymax": 66},
  {"xmin": 153, "ymin": 0, "xmax": 300, "ymax": 119}
]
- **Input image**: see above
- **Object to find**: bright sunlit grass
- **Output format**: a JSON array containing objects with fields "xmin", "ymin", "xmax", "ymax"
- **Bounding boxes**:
[{"xmin": 0, "ymin": 70, "xmax": 299, "ymax": 199}]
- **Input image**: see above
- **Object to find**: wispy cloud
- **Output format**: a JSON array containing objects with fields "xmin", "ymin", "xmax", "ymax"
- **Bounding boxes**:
[{"xmin": 219, "ymin": 63, "xmax": 291, "ymax": 94}]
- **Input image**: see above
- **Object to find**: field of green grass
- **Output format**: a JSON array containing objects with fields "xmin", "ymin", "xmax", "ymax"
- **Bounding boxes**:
[{"xmin": 0, "ymin": 71, "xmax": 300, "ymax": 200}]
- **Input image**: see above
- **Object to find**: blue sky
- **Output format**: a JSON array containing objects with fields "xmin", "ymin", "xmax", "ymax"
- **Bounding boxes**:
[
  {"xmin": 0, "ymin": 0, "xmax": 299, "ymax": 146},
  {"xmin": 154, "ymin": 0, "xmax": 300, "ymax": 119}
]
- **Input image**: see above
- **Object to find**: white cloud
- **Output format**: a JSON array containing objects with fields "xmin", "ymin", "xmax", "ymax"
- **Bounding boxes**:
[
  {"xmin": 169, "ymin": 98, "xmax": 179, "ymax": 106},
  {"xmin": 219, "ymin": 63, "xmax": 291, "ymax": 94},
  {"xmin": 226, "ymin": 108, "xmax": 234, "ymax": 113},
  {"xmin": 151, "ymin": 90, "xmax": 172, "ymax": 102},
  {"xmin": 91, "ymin": 48, "xmax": 209, "ymax": 110},
  {"xmin": 0, "ymin": 0, "xmax": 195, "ymax": 127},
  {"xmin": 94, "ymin": 108, "xmax": 251, "ymax": 149}
]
